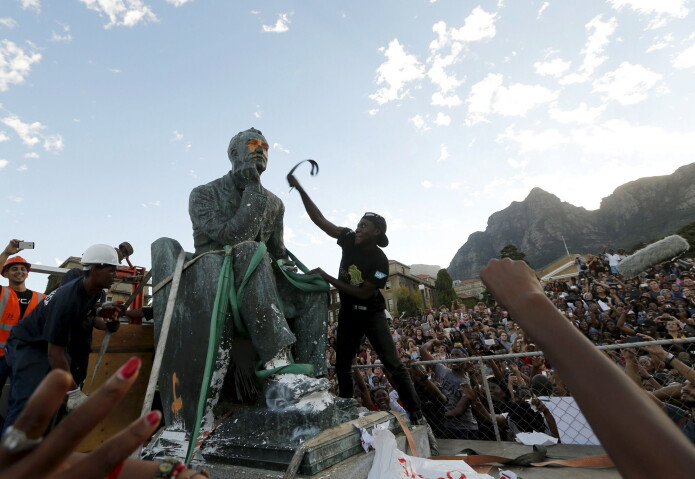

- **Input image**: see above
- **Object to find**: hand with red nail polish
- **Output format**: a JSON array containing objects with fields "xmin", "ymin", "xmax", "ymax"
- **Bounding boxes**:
[{"xmin": 0, "ymin": 357, "xmax": 171, "ymax": 479}]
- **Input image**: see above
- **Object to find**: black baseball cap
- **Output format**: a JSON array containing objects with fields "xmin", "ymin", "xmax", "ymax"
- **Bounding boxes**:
[{"xmin": 362, "ymin": 212, "xmax": 389, "ymax": 247}]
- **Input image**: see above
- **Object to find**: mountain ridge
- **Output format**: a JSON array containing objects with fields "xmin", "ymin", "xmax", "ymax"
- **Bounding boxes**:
[{"xmin": 447, "ymin": 163, "xmax": 695, "ymax": 280}]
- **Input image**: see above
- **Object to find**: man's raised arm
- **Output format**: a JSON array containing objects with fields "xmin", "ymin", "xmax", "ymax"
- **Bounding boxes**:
[{"xmin": 287, "ymin": 174, "xmax": 343, "ymax": 239}]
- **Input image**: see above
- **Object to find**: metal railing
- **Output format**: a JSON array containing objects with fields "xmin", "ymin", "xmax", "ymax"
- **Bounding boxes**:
[{"xmin": 343, "ymin": 338, "xmax": 695, "ymax": 445}]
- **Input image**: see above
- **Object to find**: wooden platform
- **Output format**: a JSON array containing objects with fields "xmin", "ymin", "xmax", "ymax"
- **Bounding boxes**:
[{"xmin": 77, "ymin": 324, "xmax": 155, "ymax": 452}]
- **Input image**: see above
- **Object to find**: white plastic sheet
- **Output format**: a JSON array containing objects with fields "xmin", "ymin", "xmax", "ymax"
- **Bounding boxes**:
[{"xmin": 367, "ymin": 429, "xmax": 494, "ymax": 479}]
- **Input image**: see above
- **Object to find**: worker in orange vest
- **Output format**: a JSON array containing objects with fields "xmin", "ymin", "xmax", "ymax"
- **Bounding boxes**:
[{"xmin": 0, "ymin": 240, "xmax": 46, "ymax": 418}]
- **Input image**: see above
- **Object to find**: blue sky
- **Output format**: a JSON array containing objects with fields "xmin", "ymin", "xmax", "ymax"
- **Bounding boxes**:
[{"xmin": 2, "ymin": 0, "xmax": 695, "ymax": 291}]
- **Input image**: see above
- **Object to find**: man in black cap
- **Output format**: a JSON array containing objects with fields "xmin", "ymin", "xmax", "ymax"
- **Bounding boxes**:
[{"xmin": 287, "ymin": 174, "xmax": 424, "ymax": 423}]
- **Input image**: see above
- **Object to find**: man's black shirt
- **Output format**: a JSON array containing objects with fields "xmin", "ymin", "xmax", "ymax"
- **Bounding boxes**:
[
  {"xmin": 337, "ymin": 228, "xmax": 389, "ymax": 312},
  {"xmin": 10, "ymin": 277, "xmax": 100, "ymax": 349}
]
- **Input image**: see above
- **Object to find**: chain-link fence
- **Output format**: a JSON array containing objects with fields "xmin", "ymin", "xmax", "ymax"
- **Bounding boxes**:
[{"xmin": 343, "ymin": 337, "xmax": 695, "ymax": 446}]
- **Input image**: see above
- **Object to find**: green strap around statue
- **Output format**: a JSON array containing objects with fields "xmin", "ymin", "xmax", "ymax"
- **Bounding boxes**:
[{"xmin": 186, "ymin": 243, "xmax": 327, "ymax": 462}]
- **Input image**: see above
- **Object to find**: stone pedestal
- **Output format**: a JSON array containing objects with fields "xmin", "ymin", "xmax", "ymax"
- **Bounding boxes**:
[
  {"xmin": 202, "ymin": 410, "xmax": 408, "ymax": 475},
  {"xmin": 192, "ymin": 420, "xmax": 430, "ymax": 478}
]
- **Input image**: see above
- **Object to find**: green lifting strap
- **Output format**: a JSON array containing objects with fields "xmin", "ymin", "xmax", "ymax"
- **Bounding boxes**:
[
  {"xmin": 275, "ymin": 249, "xmax": 330, "ymax": 292},
  {"xmin": 186, "ymin": 243, "xmax": 324, "ymax": 462}
]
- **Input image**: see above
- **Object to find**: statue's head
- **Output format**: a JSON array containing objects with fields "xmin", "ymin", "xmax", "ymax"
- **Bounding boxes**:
[{"xmin": 228, "ymin": 127, "xmax": 269, "ymax": 175}]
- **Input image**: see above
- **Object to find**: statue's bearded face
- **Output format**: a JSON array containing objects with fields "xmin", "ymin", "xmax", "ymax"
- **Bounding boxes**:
[
  {"xmin": 243, "ymin": 136, "xmax": 269, "ymax": 173},
  {"xmin": 229, "ymin": 129, "xmax": 269, "ymax": 175}
]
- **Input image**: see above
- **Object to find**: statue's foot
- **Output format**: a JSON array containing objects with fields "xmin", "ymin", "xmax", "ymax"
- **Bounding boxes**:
[
  {"xmin": 264, "ymin": 374, "xmax": 330, "ymax": 410},
  {"xmin": 264, "ymin": 347, "xmax": 291, "ymax": 370}
]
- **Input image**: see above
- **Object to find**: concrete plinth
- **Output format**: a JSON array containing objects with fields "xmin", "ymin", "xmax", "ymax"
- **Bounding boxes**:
[
  {"xmin": 202, "ymin": 410, "xmax": 427, "ymax": 475},
  {"xmin": 191, "ymin": 423, "xmax": 430, "ymax": 479}
]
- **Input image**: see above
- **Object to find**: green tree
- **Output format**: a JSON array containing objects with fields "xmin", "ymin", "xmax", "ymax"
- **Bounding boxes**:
[
  {"xmin": 395, "ymin": 286, "xmax": 422, "ymax": 317},
  {"xmin": 500, "ymin": 244, "xmax": 529, "ymax": 264},
  {"xmin": 677, "ymin": 220, "xmax": 695, "ymax": 256},
  {"xmin": 434, "ymin": 269, "xmax": 458, "ymax": 309}
]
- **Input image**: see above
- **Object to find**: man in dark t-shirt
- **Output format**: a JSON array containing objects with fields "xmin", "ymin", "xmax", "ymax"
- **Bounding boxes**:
[
  {"xmin": 288, "ymin": 174, "xmax": 423, "ymax": 421},
  {"xmin": 4, "ymin": 244, "xmax": 121, "ymax": 431}
]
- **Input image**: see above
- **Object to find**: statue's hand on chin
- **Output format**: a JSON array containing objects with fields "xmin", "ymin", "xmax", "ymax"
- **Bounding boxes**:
[{"xmin": 235, "ymin": 160, "xmax": 261, "ymax": 190}]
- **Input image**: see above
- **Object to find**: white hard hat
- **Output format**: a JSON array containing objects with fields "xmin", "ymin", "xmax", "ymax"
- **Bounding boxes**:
[{"xmin": 81, "ymin": 244, "xmax": 120, "ymax": 267}]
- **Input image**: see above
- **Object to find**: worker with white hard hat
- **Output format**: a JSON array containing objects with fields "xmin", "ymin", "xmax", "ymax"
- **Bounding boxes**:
[{"xmin": 1, "ymin": 244, "xmax": 121, "ymax": 440}]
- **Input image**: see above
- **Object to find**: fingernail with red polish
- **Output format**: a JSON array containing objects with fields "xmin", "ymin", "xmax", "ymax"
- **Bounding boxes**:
[
  {"xmin": 117, "ymin": 357, "xmax": 141, "ymax": 380},
  {"xmin": 146, "ymin": 411, "xmax": 161, "ymax": 426}
]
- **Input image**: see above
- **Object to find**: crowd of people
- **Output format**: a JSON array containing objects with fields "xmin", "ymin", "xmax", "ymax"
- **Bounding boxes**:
[
  {"xmin": 322, "ymin": 247, "xmax": 695, "ymax": 446},
  {"xmin": 0, "ymin": 240, "xmax": 695, "ymax": 477}
]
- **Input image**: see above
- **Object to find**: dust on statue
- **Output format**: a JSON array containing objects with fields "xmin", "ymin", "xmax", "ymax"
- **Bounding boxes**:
[{"xmin": 149, "ymin": 128, "xmax": 338, "ymax": 464}]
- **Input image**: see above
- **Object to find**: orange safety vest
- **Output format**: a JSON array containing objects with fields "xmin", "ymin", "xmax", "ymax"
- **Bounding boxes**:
[{"xmin": 0, "ymin": 287, "xmax": 45, "ymax": 356}]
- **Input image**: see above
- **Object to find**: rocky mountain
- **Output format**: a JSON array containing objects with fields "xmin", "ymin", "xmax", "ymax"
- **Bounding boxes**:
[{"xmin": 448, "ymin": 163, "xmax": 695, "ymax": 280}]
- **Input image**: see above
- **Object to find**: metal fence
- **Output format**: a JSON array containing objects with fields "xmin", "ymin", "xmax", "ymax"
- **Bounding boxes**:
[{"xmin": 342, "ymin": 337, "xmax": 695, "ymax": 445}]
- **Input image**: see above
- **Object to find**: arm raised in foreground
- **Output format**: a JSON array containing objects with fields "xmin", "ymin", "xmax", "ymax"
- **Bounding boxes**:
[{"xmin": 479, "ymin": 258, "xmax": 695, "ymax": 479}]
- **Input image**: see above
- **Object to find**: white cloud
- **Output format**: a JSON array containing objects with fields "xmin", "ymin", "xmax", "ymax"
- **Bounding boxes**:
[
  {"xmin": 0, "ymin": 131, "xmax": 8, "ymax": 142},
  {"xmin": 0, "ymin": 40, "xmax": 42, "ymax": 92},
  {"xmin": 253, "ymin": 106, "xmax": 263, "ymax": 118},
  {"xmin": 429, "ymin": 7, "xmax": 498, "ymax": 52},
  {"xmin": 493, "ymin": 83, "xmax": 558, "ymax": 116},
  {"xmin": 452, "ymin": 7, "xmax": 497, "ymax": 43},
  {"xmin": 43, "ymin": 134, "xmax": 64, "ymax": 151},
  {"xmin": 427, "ymin": 43, "xmax": 463, "ymax": 94},
  {"xmin": 51, "ymin": 23, "xmax": 72, "ymax": 42},
  {"xmin": 450, "ymin": 182, "xmax": 461, "ymax": 190},
  {"xmin": 370, "ymin": 39, "xmax": 425, "ymax": 105},
  {"xmin": 465, "ymin": 73, "xmax": 503, "ymax": 124},
  {"xmin": 20, "ymin": 0, "xmax": 40, "ymax": 12},
  {"xmin": 16, "ymin": 164, "xmax": 27, "ymax": 171},
  {"xmin": 561, "ymin": 15, "xmax": 617, "ymax": 85},
  {"xmin": 497, "ymin": 125, "xmax": 568, "ymax": 154},
  {"xmin": 507, "ymin": 157, "xmax": 527, "ymax": 169},
  {"xmin": 250, "ymin": 10, "xmax": 260, "ymax": 15},
  {"xmin": 1, "ymin": 115, "xmax": 43, "ymax": 146},
  {"xmin": 166, "ymin": 0, "xmax": 194, "ymax": 6},
  {"xmin": 0, "ymin": 159, "xmax": 7, "ymax": 168},
  {"xmin": 673, "ymin": 43, "xmax": 695, "ymax": 69},
  {"xmin": 537, "ymin": 2, "xmax": 549, "ymax": 19},
  {"xmin": 434, "ymin": 112, "xmax": 451, "ymax": 126},
  {"xmin": 593, "ymin": 61, "xmax": 661, "ymax": 105},
  {"xmin": 1, "ymin": 115, "xmax": 63, "ymax": 151},
  {"xmin": 79, "ymin": 0, "xmax": 158, "ymax": 29},
  {"xmin": 141, "ymin": 200, "xmax": 161, "ymax": 207},
  {"xmin": 499, "ymin": 119, "xmax": 695, "ymax": 159},
  {"xmin": 273, "ymin": 142, "xmax": 290, "ymax": 153},
  {"xmin": 109, "ymin": 68, "xmax": 120, "ymax": 73},
  {"xmin": 421, "ymin": 180, "xmax": 433, "ymax": 188},
  {"xmin": 8, "ymin": 196, "xmax": 23, "ymax": 203},
  {"xmin": 646, "ymin": 33, "xmax": 674, "ymax": 52},
  {"xmin": 548, "ymin": 102, "xmax": 606, "ymax": 124},
  {"xmin": 172, "ymin": 130, "xmax": 183, "ymax": 141},
  {"xmin": 0, "ymin": 18, "xmax": 18, "ymax": 29},
  {"xmin": 409, "ymin": 114, "xmax": 430, "ymax": 131},
  {"xmin": 465, "ymin": 73, "xmax": 557, "ymax": 123},
  {"xmin": 24, "ymin": 152, "xmax": 39, "ymax": 158},
  {"xmin": 607, "ymin": 0, "xmax": 688, "ymax": 29},
  {"xmin": 54, "ymin": 258, "xmax": 63, "ymax": 266},
  {"xmin": 262, "ymin": 13, "xmax": 291, "ymax": 33},
  {"xmin": 437, "ymin": 144, "xmax": 450, "ymax": 162},
  {"xmin": 572, "ymin": 119, "xmax": 695, "ymax": 157},
  {"xmin": 534, "ymin": 58, "xmax": 572, "ymax": 77},
  {"xmin": 368, "ymin": 108, "xmax": 379, "ymax": 116},
  {"xmin": 431, "ymin": 92, "xmax": 461, "ymax": 107}
]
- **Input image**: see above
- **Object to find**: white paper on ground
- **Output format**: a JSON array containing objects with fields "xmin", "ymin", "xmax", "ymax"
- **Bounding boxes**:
[{"xmin": 514, "ymin": 431, "xmax": 558, "ymax": 446}]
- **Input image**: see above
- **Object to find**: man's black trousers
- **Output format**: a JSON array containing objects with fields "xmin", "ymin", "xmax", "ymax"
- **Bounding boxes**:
[{"xmin": 336, "ymin": 308, "xmax": 421, "ymax": 414}]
